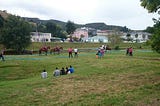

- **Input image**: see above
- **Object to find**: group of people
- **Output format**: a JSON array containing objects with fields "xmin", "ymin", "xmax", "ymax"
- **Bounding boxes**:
[
  {"xmin": 96, "ymin": 45, "xmax": 106, "ymax": 59},
  {"xmin": 41, "ymin": 65, "xmax": 75, "ymax": 78},
  {"xmin": 68, "ymin": 47, "xmax": 78, "ymax": 58},
  {"xmin": 126, "ymin": 47, "xmax": 133, "ymax": 56}
]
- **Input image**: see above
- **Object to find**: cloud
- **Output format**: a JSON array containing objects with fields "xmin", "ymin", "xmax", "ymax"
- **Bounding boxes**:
[{"xmin": 0, "ymin": 0, "xmax": 158, "ymax": 30}]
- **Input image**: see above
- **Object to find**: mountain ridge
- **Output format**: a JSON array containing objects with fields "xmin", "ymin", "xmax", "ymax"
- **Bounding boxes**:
[
  {"xmin": 0, "ymin": 10, "xmax": 130, "ymax": 32},
  {"xmin": 23, "ymin": 17, "xmax": 130, "ymax": 32}
]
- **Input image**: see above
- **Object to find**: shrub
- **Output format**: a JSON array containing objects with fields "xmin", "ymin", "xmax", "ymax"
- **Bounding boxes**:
[{"xmin": 114, "ymin": 45, "xmax": 119, "ymax": 50}]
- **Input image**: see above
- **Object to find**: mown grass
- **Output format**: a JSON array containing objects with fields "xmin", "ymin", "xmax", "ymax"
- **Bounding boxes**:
[{"xmin": 0, "ymin": 48, "xmax": 160, "ymax": 106}]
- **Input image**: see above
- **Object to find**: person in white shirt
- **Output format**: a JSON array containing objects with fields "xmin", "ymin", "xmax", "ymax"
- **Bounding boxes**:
[
  {"xmin": 74, "ymin": 48, "xmax": 78, "ymax": 58},
  {"xmin": 41, "ymin": 69, "xmax": 47, "ymax": 78},
  {"xmin": 53, "ymin": 67, "xmax": 60, "ymax": 77}
]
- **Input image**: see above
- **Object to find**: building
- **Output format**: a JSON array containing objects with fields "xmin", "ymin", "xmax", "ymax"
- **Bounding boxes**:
[
  {"xmin": 121, "ymin": 31, "xmax": 151, "ymax": 43},
  {"xmin": 30, "ymin": 32, "xmax": 51, "ymax": 42},
  {"xmin": 88, "ymin": 28, "xmax": 97, "ymax": 37},
  {"xmin": 72, "ymin": 28, "xmax": 88, "ymax": 39},
  {"xmin": 50, "ymin": 37, "xmax": 62, "ymax": 42},
  {"xmin": 82, "ymin": 36, "xmax": 109, "ymax": 43},
  {"xmin": 97, "ymin": 30, "xmax": 122, "ymax": 36}
]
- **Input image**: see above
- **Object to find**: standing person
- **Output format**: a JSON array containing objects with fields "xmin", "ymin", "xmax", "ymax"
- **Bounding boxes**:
[
  {"xmin": 129, "ymin": 47, "xmax": 133, "ymax": 56},
  {"xmin": 96, "ymin": 51, "xmax": 99, "ymax": 58},
  {"xmin": 0, "ymin": 48, "xmax": 5, "ymax": 61},
  {"xmin": 53, "ymin": 67, "xmax": 60, "ymax": 77},
  {"xmin": 74, "ymin": 47, "xmax": 78, "ymax": 58},
  {"xmin": 60, "ymin": 67, "xmax": 66, "ymax": 75},
  {"xmin": 97, "ymin": 50, "xmax": 102, "ymax": 59},
  {"xmin": 126, "ymin": 48, "xmax": 129, "ymax": 56},
  {"xmin": 68, "ymin": 47, "xmax": 73, "ymax": 58},
  {"xmin": 69, "ymin": 65, "xmax": 74, "ymax": 73},
  {"xmin": 100, "ymin": 49, "xmax": 105, "ymax": 57},
  {"xmin": 41, "ymin": 69, "xmax": 48, "ymax": 79}
]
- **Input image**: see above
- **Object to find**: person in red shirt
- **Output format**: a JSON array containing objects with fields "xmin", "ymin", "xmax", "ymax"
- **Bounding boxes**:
[
  {"xmin": 129, "ymin": 47, "xmax": 133, "ymax": 56},
  {"xmin": 68, "ymin": 47, "xmax": 73, "ymax": 58}
]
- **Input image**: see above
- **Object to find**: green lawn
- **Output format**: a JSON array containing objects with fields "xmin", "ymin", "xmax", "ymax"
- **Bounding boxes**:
[{"xmin": 0, "ymin": 49, "xmax": 160, "ymax": 106}]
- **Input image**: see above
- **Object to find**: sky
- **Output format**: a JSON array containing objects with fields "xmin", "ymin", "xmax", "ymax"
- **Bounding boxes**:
[{"xmin": 0, "ymin": 0, "xmax": 159, "ymax": 30}]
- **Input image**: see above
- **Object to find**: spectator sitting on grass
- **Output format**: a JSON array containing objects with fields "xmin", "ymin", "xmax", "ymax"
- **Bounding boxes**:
[
  {"xmin": 69, "ymin": 65, "xmax": 74, "ymax": 73},
  {"xmin": 53, "ymin": 67, "xmax": 60, "ymax": 77},
  {"xmin": 41, "ymin": 69, "xmax": 47, "ymax": 79},
  {"xmin": 66, "ymin": 67, "xmax": 70, "ymax": 74},
  {"xmin": 60, "ymin": 67, "xmax": 66, "ymax": 75}
]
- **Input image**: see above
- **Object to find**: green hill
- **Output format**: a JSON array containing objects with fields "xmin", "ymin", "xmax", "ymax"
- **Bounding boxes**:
[
  {"xmin": 24, "ymin": 17, "xmax": 130, "ymax": 32},
  {"xmin": 84, "ymin": 22, "xmax": 130, "ymax": 32}
]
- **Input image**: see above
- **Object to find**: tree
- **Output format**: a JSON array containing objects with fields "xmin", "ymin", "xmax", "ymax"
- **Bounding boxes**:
[
  {"xmin": 65, "ymin": 21, "xmax": 76, "ymax": 42},
  {"xmin": 46, "ymin": 22, "xmax": 66, "ymax": 39},
  {"xmin": 0, "ymin": 15, "xmax": 4, "ymax": 28},
  {"xmin": 120, "ymin": 26, "xmax": 129, "ymax": 32},
  {"xmin": 140, "ymin": 0, "xmax": 160, "ymax": 13},
  {"xmin": 145, "ymin": 26, "xmax": 154, "ymax": 33},
  {"xmin": 140, "ymin": 0, "xmax": 160, "ymax": 53},
  {"xmin": 37, "ymin": 24, "xmax": 46, "ymax": 33},
  {"xmin": 126, "ymin": 33, "xmax": 132, "ymax": 42},
  {"xmin": 46, "ymin": 22, "xmax": 58, "ymax": 36},
  {"xmin": 65, "ymin": 21, "xmax": 76, "ymax": 35},
  {"xmin": 151, "ymin": 21, "xmax": 160, "ymax": 53},
  {"xmin": 108, "ymin": 34, "xmax": 122, "ymax": 47},
  {"xmin": 59, "ymin": 31, "xmax": 67, "ymax": 39},
  {"xmin": 0, "ymin": 15, "xmax": 32, "ymax": 53}
]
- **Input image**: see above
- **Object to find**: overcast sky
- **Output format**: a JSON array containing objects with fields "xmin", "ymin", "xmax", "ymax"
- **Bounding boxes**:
[{"xmin": 0, "ymin": 0, "xmax": 159, "ymax": 30}]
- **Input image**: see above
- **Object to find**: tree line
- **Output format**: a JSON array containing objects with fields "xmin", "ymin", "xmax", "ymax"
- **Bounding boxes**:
[
  {"xmin": 140, "ymin": 0, "xmax": 160, "ymax": 53},
  {"xmin": 0, "ymin": 14, "xmax": 76, "ymax": 52}
]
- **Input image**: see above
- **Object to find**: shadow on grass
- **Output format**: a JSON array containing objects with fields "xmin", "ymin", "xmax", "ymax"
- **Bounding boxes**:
[{"xmin": 0, "ymin": 65, "xmax": 20, "ymax": 68}]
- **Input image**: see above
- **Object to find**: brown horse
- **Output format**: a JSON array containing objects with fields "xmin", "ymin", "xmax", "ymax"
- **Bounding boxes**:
[
  {"xmin": 39, "ymin": 46, "xmax": 50, "ymax": 55},
  {"xmin": 106, "ymin": 47, "xmax": 111, "ymax": 50},
  {"xmin": 104, "ymin": 45, "xmax": 111, "ymax": 52},
  {"xmin": 50, "ymin": 46, "xmax": 63, "ymax": 55}
]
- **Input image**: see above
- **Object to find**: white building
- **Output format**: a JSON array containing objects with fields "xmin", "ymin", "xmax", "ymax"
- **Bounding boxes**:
[
  {"xmin": 82, "ymin": 36, "xmax": 108, "ymax": 43},
  {"xmin": 97, "ymin": 30, "xmax": 123, "ymax": 36},
  {"xmin": 30, "ymin": 32, "xmax": 51, "ymax": 42},
  {"xmin": 121, "ymin": 31, "xmax": 151, "ymax": 43}
]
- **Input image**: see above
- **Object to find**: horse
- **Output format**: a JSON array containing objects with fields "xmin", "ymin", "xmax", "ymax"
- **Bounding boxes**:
[
  {"xmin": 105, "ymin": 46, "xmax": 112, "ymax": 53},
  {"xmin": 106, "ymin": 47, "xmax": 111, "ymax": 50},
  {"xmin": 50, "ymin": 46, "xmax": 63, "ymax": 55},
  {"xmin": 100, "ymin": 45, "xmax": 111, "ymax": 52},
  {"xmin": 39, "ymin": 46, "xmax": 50, "ymax": 55}
]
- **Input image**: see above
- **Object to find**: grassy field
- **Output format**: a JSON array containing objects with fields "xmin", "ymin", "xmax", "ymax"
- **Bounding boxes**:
[{"xmin": 0, "ymin": 45, "xmax": 160, "ymax": 106}]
